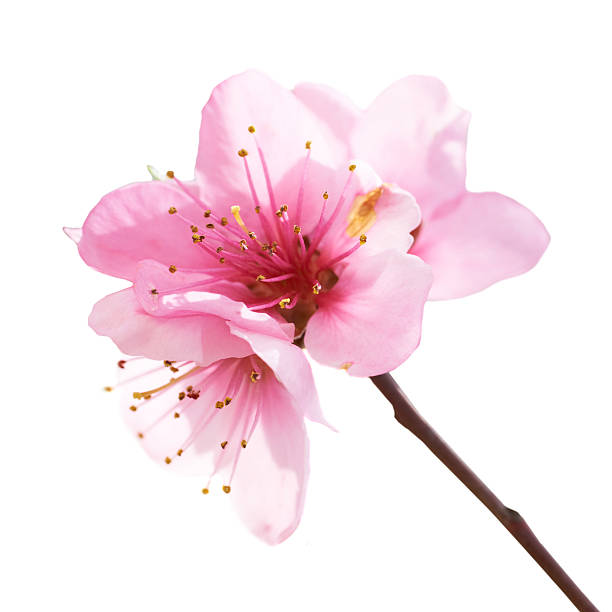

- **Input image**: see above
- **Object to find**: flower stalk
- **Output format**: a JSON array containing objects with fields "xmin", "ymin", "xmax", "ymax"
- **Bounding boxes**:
[{"xmin": 370, "ymin": 373, "xmax": 599, "ymax": 612}]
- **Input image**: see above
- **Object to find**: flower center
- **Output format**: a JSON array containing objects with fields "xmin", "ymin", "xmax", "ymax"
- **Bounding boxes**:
[{"xmin": 164, "ymin": 127, "xmax": 370, "ymax": 337}]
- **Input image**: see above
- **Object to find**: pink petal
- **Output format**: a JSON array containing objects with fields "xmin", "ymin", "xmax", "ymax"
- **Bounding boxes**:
[
  {"xmin": 195, "ymin": 71, "xmax": 343, "ymax": 225},
  {"xmin": 63, "ymin": 226, "xmax": 82, "ymax": 244},
  {"xmin": 228, "ymin": 323, "xmax": 326, "ymax": 426},
  {"xmin": 305, "ymin": 250, "xmax": 433, "ymax": 376},
  {"xmin": 293, "ymin": 81, "xmax": 361, "ymax": 159},
  {"xmin": 78, "ymin": 180, "xmax": 208, "ymax": 280},
  {"xmin": 412, "ymin": 191, "xmax": 550, "ymax": 300},
  {"xmin": 133, "ymin": 260, "xmax": 293, "ymax": 342},
  {"xmin": 351, "ymin": 76, "xmax": 470, "ymax": 215},
  {"xmin": 89, "ymin": 288, "xmax": 252, "ymax": 365},
  {"xmin": 231, "ymin": 380, "xmax": 309, "ymax": 545}
]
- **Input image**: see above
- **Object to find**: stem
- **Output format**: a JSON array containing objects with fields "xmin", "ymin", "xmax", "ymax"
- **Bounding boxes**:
[{"xmin": 370, "ymin": 373, "xmax": 599, "ymax": 612}]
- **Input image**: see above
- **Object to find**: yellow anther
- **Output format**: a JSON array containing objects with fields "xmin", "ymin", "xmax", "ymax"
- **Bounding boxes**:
[
  {"xmin": 177, "ymin": 449, "xmax": 183, "ymax": 456},
  {"xmin": 221, "ymin": 217, "xmax": 228, "ymax": 226},
  {"xmin": 248, "ymin": 231, "xmax": 257, "ymax": 240},
  {"xmin": 359, "ymin": 234, "xmax": 367, "ymax": 244},
  {"xmin": 323, "ymin": 191, "xmax": 328, "ymax": 200},
  {"xmin": 104, "ymin": 386, "xmax": 113, "ymax": 392},
  {"xmin": 137, "ymin": 432, "xmax": 144, "ymax": 439},
  {"xmin": 250, "ymin": 369, "xmax": 261, "ymax": 383},
  {"xmin": 349, "ymin": 163, "xmax": 357, "ymax": 172},
  {"xmin": 219, "ymin": 257, "xmax": 226, "ymax": 264},
  {"xmin": 305, "ymin": 140, "xmax": 312, "ymax": 149},
  {"xmin": 312, "ymin": 282, "xmax": 322, "ymax": 295},
  {"xmin": 216, "ymin": 246, "xmax": 223, "ymax": 253},
  {"xmin": 206, "ymin": 223, "xmax": 215, "ymax": 229},
  {"xmin": 168, "ymin": 206, "xmax": 177, "ymax": 215},
  {"xmin": 129, "ymin": 405, "xmax": 137, "ymax": 412},
  {"xmin": 203, "ymin": 210, "xmax": 212, "ymax": 218},
  {"xmin": 238, "ymin": 148, "xmax": 248, "ymax": 157},
  {"xmin": 163, "ymin": 360, "xmax": 173, "ymax": 367},
  {"xmin": 174, "ymin": 412, "xmax": 180, "ymax": 419},
  {"xmin": 166, "ymin": 170, "xmax": 175, "ymax": 179},
  {"xmin": 164, "ymin": 457, "xmax": 172, "ymax": 464},
  {"xmin": 215, "ymin": 400, "xmax": 224, "ymax": 409},
  {"xmin": 254, "ymin": 205, "xmax": 261, "ymax": 213},
  {"xmin": 222, "ymin": 485, "xmax": 231, "ymax": 494},
  {"xmin": 150, "ymin": 288, "xmax": 158, "ymax": 295},
  {"xmin": 202, "ymin": 487, "xmax": 209, "ymax": 495},
  {"xmin": 293, "ymin": 225, "xmax": 301, "ymax": 234},
  {"xmin": 239, "ymin": 239, "xmax": 248, "ymax": 251},
  {"xmin": 275, "ymin": 209, "xmax": 283, "ymax": 217},
  {"xmin": 117, "ymin": 360, "xmax": 126, "ymax": 369},
  {"xmin": 281, "ymin": 204, "xmax": 288, "ymax": 212},
  {"xmin": 190, "ymin": 225, "xmax": 198, "ymax": 233},
  {"xmin": 256, "ymin": 274, "xmax": 266, "ymax": 281},
  {"xmin": 178, "ymin": 391, "xmax": 186, "ymax": 400},
  {"xmin": 279, "ymin": 298, "xmax": 291, "ymax": 309},
  {"xmin": 340, "ymin": 362, "xmax": 353, "ymax": 371},
  {"xmin": 241, "ymin": 440, "xmax": 247, "ymax": 448},
  {"xmin": 224, "ymin": 397, "xmax": 232, "ymax": 405},
  {"xmin": 248, "ymin": 125, "xmax": 256, "ymax": 133},
  {"xmin": 220, "ymin": 441, "xmax": 228, "ymax": 449},
  {"xmin": 168, "ymin": 265, "xmax": 177, "ymax": 273}
]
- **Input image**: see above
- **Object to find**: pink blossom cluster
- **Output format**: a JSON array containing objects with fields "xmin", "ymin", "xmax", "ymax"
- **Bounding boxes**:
[{"xmin": 67, "ymin": 71, "xmax": 548, "ymax": 543}]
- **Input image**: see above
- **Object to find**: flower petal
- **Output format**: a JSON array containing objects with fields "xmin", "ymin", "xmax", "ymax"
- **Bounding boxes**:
[
  {"xmin": 231, "ymin": 382, "xmax": 309, "ymax": 545},
  {"xmin": 351, "ymin": 76, "xmax": 470, "ymax": 215},
  {"xmin": 89, "ymin": 288, "xmax": 252, "ymax": 364},
  {"xmin": 77, "ymin": 180, "xmax": 208, "ymax": 280},
  {"xmin": 412, "ymin": 191, "xmax": 550, "ymax": 299},
  {"xmin": 195, "ymin": 70, "xmax": 342, "ymax": 221},
  {"xmin": 228, "ymin": 323, "xmax": 326, "ymax": 426},
  {"xmin": 293, "ymin": 81, "xmax": 361, "ymax": 159},
  {"xmin": 305, "ymin": 250, "xmax": 433, "ymax": 376}
]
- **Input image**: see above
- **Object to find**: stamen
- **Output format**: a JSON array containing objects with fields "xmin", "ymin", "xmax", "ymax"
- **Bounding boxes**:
[
  {"xmin": 132, "ymin": 366, "xmax": 201, "ymax": 400},
  {"xmin": 324, "ymin": 234, "xmax": 367, "ymax": 269},
  {"xmin": 249, "ymin": 126, "xmax": 276, "ymax": 210}
]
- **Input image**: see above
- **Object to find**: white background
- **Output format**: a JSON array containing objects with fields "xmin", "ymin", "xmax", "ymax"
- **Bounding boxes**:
[{"xmin": 1, "ymin": 1, "xmax": 610, "ymax": 610}]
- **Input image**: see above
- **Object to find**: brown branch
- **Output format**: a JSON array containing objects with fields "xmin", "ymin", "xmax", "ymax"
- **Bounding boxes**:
[{"xmin": 370, "ymin": 373, "xmax": 598, "ymax": 612}]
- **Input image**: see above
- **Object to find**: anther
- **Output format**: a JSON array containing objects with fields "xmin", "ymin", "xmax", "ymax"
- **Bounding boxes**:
[
  {"xmin": 219, "ymin": 257, "xmax": 226, "ymax": 264},
  {"xmin": 204, "ymin": 210, "xmax": 212, "ymax": 218},
  {"xmin": 166, "ymin": 170, "xmax": 175, "ymax": 179},
  {"xmin": 293, "ymin": 225, "xmax": 301, "ymax": 234},
  {"xmin": 250, "ymin": 370, "xmax": 262, "ymax": 383},
  {"xmin": 137, "ymin": 432, "xmax": 144, "ymax": 439},
  {"xmin": 360, "ymin": 234, "xmax": 367, "ymax": 244},
  {"xmin": 206, "ymin": 223, "xmax": 215, "ymax": 229},
  {"xmin": 323, "ymin": 191, "xmax": 329, "ymax": 200},
  {"xmin": 241, "ymin": 440, "xmax": 247, "ymax": 448},
  {"xmin": 237, "ymin": 149, "xmax": 248, "ymax": 157},
  {"xmin": 248, "ymin": 125, "xmax": 256, "ymax": 133},
  {"xmin": 239, "ymin": 239, "xmax": 248, "ymax": 251},
  {"xmin": 279, "ymin": 298, "xmax": 291, "ymax": 309},
  {"xmin": 169, "ymin": 265, "xmax": 177, "ymax": 273},
  {"xmin": 117, "ymin": 360, "xmax": 126, "ymax": 369},
  {"xmin": 165, "ymin": 457, "xmax": 172, "ymax": 464},
  {"xmin": 177, "ymin": 449, "xmax": 183, "ymax": 456},
  {"xmin": 221, "ymin": 217, "xmax": 228, "ymax": 226},
  {"xmin": 178, "ymin": 391, "xmax": 186, "ymax": 400},
  {"xmin": 349, "ymin": 163, "xmax": 357, "ymax": 172},
  {"xmin": 224, "ymin": 397, "xmax": 232, "ymax": 405},
  {"xmin": 312, "ymin": 282, "xmax": 322, "ymax": 295},
  {"xmin": 256, "ymin": 274, "xmax": 266, "ymax": 281},
  {"xmin": 216, "ymin": 246, "xmax": 224, "ymax": 253},
  {"xmin": 104, "ymin": 386, "xmax": 113, "ymax": 392},
  {"xmin": 164, "ymin": 360, "xmax": 174, "ymax": 367},
  {"xmin": 150, "ymin": 288, "xmax": 158, "ymax": 295},
  {"xmin": 223, "ymin": 485, "xmax": 231, "ymax": 494},
  {"xmin": 254, "ymin": 205, "xmax": 261, "ymax": 214},
  {"xmin": 190, "ymin": 224, "xmax": 198, "ymax": 233},
  {"xmin": 248, "ymin": 231, "xmax": 257, "ymax": 240},
  {"xmin": 305, "ymin": 140, "xmax": 312, "ymax": 149},
  {"xmin": 220, "ymin": 441, "xmax": 228, "ymax": 449},
  {"xmin": 129, "ymin": 405, "xmax": 137, "ymax": 412},
  {"xmin": 168, "ymin": 206, "xmax": 177, "ymax": 215},
  {"xmin": 215, "ymin": 400, "xmax": 224, "ymax": 409},
  {"xmin": 174, "ymin": 412, "xmax": 180, "ymax": 418},
  {"xmin": 202, "ymin": 488, "xmax": 209, "ymax": 494}
]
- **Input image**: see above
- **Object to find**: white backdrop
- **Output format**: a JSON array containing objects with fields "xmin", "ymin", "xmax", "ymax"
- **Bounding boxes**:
[{"xmin": 1, "ymin": 1, "xmax": 610, "ymax": 610}]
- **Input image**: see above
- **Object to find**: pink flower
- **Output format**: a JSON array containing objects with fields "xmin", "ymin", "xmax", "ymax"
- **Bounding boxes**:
[
  {"xmin": 293, "ymin": 76, "xmax": 550, "ymax": 299},
  {"xmin": 108, "ymin": 305, "xmax": 319, "ymax": 544},
  {"xmin": 70, "ymin": 71, "xmax": 433, "ymax": 376},
  {"xmin": 66, "ymin": 71, "xmax": 433, "ymax": 543}
]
